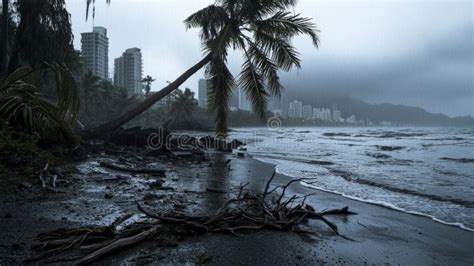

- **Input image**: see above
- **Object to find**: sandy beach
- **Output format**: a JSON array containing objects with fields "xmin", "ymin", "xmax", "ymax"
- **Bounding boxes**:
[{"xmin": 0, "ymin": 152, "xmax": 473, "ymax": 265}]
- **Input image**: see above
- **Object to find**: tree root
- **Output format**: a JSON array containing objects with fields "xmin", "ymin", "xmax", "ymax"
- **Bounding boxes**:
[{"xmin": 27, "ymin": 174, "xmax": 356, "ymax": 264}]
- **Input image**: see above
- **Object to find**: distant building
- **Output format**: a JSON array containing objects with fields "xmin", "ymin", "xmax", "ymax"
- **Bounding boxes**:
[
  {"xmin": 319, "ymin": 108, "xmax": 332, "ymax": 121},
  {"xmin": 81, "ymin": 27, "xmax": 109, "ymax": 79},
  {"xmin": 288, "ymin": 100, "xmax": 303, "ymax": 118},
  {"xmin": 238, "ymin": 87, "xmax": 252, "ymax": 112},
  {"xmin": 333, "ymin": 110, "xmax": 341, "ymax": 122},
  {"xmin": 288, "ymin": 104, "xmax": 295, "ymax": 118},
  {"xmin": 346, "ymin": 115, "xmax": 356, "ymax": 123},
  {"xmin": 198, "ymin": 79, "xmax": 208, "ymax": 108},
  {"xmin": 114, "ymin": 48, "xmax": 143, "ymax": 95},
  {"xmin": 302, "ymin": 105, "xmax": 313, "ymax": 119},
  {"xmin": 313, "ymin": 108, "xmax": 320, "ymax": 119}
]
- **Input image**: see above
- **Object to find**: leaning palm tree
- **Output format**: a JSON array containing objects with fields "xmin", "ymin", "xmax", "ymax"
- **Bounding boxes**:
[{"xmin": 87, "ymin": 0, "xmax": 319, "ymax": 137}]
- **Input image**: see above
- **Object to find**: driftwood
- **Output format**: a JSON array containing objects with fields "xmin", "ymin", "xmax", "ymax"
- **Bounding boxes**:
[
  {"xmin": 99, "ymin": 162, "xmax": 166, "ymax": 176},
  {"xmin": 27, "ymin": 171, "xmax": 356, "ymax": 264}
]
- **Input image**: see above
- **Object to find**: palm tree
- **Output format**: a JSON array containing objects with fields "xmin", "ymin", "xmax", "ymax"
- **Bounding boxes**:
[
  {"xmin": 170, "ymin": 88, "xmax": 198, "ymax": 121},
  {"xmin": 87, "ymin": 0, "xmax": 318, "ymax": 138},
  {"xmin": 142, "ymin": 75, "xmax": 155, "ymax": 97}
]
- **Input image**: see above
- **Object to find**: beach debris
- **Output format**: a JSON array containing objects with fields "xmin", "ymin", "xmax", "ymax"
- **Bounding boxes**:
[
  {"xmin": 26, "ymin": 171, "xmax": 356, "ymax": 264},
  {"xmin": 99, "ymin": 161, "xmax": 166, "ymax": 176},
  {"xmin": 38, "ymin": 162, "xmax": 50, "ymax": 188}
]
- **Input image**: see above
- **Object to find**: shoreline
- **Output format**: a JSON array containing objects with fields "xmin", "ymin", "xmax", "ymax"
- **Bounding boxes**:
[
  {"xmin": 255, "ymin": 156, "xmax": 474, "ymax": 232},
  {"xmin": 236, "ymin": 156, "xmax": 474, "ymax": 265}
]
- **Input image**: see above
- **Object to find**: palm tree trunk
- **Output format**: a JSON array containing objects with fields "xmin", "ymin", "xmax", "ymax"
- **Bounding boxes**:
[
  {"xmin": 0, "ymin": 0, "xmax": 8, "ymax": 77},
  {"xmin": 84, "ymin": 53, "xmax": 212, "ymax": 138}
]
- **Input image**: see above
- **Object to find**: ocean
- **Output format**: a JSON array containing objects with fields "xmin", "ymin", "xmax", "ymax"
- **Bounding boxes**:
[{"xmin": 229, "ymin": 127, "xmax": 474, "ymax": 231}]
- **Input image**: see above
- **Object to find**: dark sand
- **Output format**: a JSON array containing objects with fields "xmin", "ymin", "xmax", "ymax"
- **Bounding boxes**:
[{"xmin": 1, "ymin": 152, "xmax": 473, "ymax": 265}]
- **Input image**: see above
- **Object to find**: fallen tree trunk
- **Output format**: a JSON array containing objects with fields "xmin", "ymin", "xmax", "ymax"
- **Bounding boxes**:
[
  {"xmin": 75, "ymin": 226, "xmax": 160, "ymax": 266},
  {"xmin": 99, "ymin": 162, "xmax": 166, "ymax": 176}
]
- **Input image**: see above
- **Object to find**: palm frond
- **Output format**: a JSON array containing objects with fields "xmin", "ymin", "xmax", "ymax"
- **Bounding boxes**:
[
  {"xmin": 206, "ymin": 56, "xmax": 235, "ymax": 136},
  {"xmin": 46, "ymin": 62, "xmax": 80, "ymax": 123},
  {"xmin": 253, "ymin": 31, "xmax": 301, "ymax": 71},
  {"xmin": 252, "ymin": 11, "xmax": 320, "ymax": 47},
  {"xmin": 0, "ymin": 81, "xmax": 77, "ymax": 143},
  {"xmin": 238, "ymin": 46, "xmax": 268, "ymax": 120},
  {"xmin": 86, "ymin": 0, "xmax": 111, "ymax": 21},
  {"xmin": 243, "ymin": 36, "xmax": 282, "ymax": 96},
  {"xmin": 0, "ymin": 63, "xmax": 81, "ymax": 143},
  {"xmin": 0, "ymin": 67, "xmax": 38, "ymax": 92},
  {"xmin": 184, "ymin": 5, "xmax": 229, "ymax": 41},
  {"xmin": 238, "ymin": 0, "xmax": 299, "ymax": 20}
]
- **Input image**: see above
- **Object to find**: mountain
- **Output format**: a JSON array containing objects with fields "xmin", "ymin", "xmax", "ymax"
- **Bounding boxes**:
[{"xmin": 287, "ymin": 95, "xmax": 474, "ymax": 126}]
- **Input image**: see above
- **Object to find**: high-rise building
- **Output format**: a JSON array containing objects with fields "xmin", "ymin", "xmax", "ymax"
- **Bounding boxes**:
[
  {"xmin": 302, "ymin": 105, "xmax": 313, "ymax": 119},
  {"xmin": 288, "ymin": 100, "xmax": 303, "ymax": 118},
  {"xmin": 318, "ymin": 108, "xmax": 331, "ymax": 121},
  {"xmin": 198, "ymin": 79, "xmax": 208, "ymax": 108},
  {"xmin": 313, "ymin": 108, "xmax": 321, "ymax": 119},
  {"xmin": 114, "ymin": 48, "xmax": 143, "ymax": 95},
  {"xmin": 81, "ymin": 27, "xmax": 109, "ymax": 79}
]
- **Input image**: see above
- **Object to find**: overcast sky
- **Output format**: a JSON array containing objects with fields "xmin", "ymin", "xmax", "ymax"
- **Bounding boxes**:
[{"xmin": 67, "ymin": 0, "xmax": 473, "ymax": 117}]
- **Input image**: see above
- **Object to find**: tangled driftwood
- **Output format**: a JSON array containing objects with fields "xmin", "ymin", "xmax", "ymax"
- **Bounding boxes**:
[{"xmin": 27, "ymin": 171, "xmax": 356, "ymax": 264}]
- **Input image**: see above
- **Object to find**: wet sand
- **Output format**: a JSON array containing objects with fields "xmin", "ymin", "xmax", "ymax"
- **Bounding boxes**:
[{"xmin": 0, "ymin": 152, "xmax": 473, "ymax": 264}]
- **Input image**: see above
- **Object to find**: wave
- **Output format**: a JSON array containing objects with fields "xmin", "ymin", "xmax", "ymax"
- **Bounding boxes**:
[
  {"xmin": 441, "ymin": 157, "xmax": 474, "ymax": 163},
  {"xmin": 375, "ymin": 145, "xmax": 405, "ymax": 151},
  {"xmin": 253, "ymin": 154, "xmax": 335, "ymax": 166},
  {"xmin": 300, "ymin": 182, "xmax": 474, "ymax": 232},
  {"xmin": 324, "ymin": 168, "xmax": 473, "ymax": 207},
  {"xmin": 366, "ymin": 152, "xmax": 391, "ymax": 159},
  {"xmin": 322, "ymin": 132, "xmax": 352, "ymax": 137},
  {"xmin": 357, "ymin": 131, "xmax": 427, "ymax": 138}
]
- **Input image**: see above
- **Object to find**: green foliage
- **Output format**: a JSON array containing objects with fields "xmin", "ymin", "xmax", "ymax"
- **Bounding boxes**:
[
  {"xmin": 0, "ymin": 63, "xmax": 80, "ymax": 144},
  {"xmin": 184, "ymin": 0, "xmax": 319, "ymax": 135},
  {"xmin": 170, "ymin": 88, "xmax": 198, "ymax": 120},
  {"xmin": 8, "ymin": 0, "xmax": 77, "ymax": 72},
  {"xmin": 77, "ymin": 72, "xmax": 138, "ymax": 128}
]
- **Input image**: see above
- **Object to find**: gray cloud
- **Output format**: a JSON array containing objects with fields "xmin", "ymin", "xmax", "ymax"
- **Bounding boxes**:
[{"xmin": 68, "ymin": 0, "xmax": 473, "ymax": 117}]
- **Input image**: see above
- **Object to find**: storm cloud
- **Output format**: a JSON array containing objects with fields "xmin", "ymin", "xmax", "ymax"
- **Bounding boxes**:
[{"xmin": 67, "ymin": 0, "xmax": 473, "ymax": 117}]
